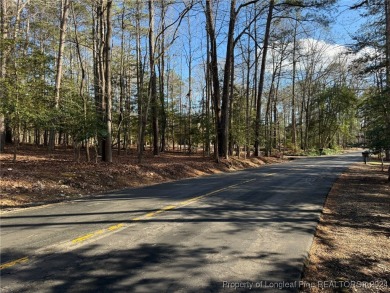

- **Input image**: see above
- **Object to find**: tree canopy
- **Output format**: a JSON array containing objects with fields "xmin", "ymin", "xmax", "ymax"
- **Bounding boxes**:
[{"xmin": 0, "ymin": 0, "xmax": 388, "ymax": 161}]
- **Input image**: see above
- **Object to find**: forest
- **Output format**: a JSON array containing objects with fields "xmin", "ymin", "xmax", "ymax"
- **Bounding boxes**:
[{"xmin": 0, "ymin": 0, "xmax": 389, "ymax": 163}]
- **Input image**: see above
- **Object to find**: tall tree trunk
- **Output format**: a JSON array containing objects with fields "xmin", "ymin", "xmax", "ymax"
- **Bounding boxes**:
[
  {"xmin": 94, "ymin": 0, "xmax": 108, "ymax": 161},
  {"xmin": 254, "ymin": 0, "xmax": 274, "ymax": 157},
  {"xmin": 149, "ymin": 0, "xmax": 159, "ymax": 156},
  {"xmin": 304, "ymin": 87, "xmax": 311, "ymax": 150},
  {"xmin": 385, "ymin": 0, "xmax": 390, "ymax": 151},
  {"xmin": 98, "ymin": 0, "xmax": 106, "ymax": 159},
  {"xmin": 103, "ymin": 0, "xmax": 113, "ymax": 162},
  {"xmin": 245, "ymin": 19, "xmax": 252, "ymax": 158},
  {"xmin": 386, "ymin": 0, "xmax": 390, "ymax": 89},
  {"xmin": 92, "ymin": 3, "xmax": 100, "ymax": 157},
  {"xmin": 49, "ymin": 0, "xmax": 70, "ymax": 151},
  {"xmin": 71, "ymin": 2, "xmax": 89, "ymax": 161},
  {"xmin": 273, "ymin": 64, "xmax": 282, "ymax": 151},
  {"xmin": 11, "ymin": 0, "xmax": 29, "ymax": 161},
  {"xmin": 205, "ymin": 31, "xmax": 211, "ymax": 156},
  {"xmin": 186, "ymin": 14, "xmax": 193, "ymax": 153},
  {"xmin": 136, "ymin": 0, "xmax": 145, "ymax": 162},
  {"xmin": 265, "ymin": 80, "xmax": 275, "ymax": 156},
  {"xmin": 220, "ymin": 0, "xmax": 236, "ymax": 159},
  {"xmin": 300, "ymin": 90, "xmax": 305, "ymax": 149},
  {"xmin": 0, "ymin": 0, "xmax": 7, "ymax": 152},
  {"xmin": 136, "ymin": 1, "xmax": 151, "ymax": 162},
  {"xmin": 158, "ymin": 0, "xmax": 167, "ymax": 153},
  {"xmin": 205, "ymin": 0, "xmax": 221, "ymax": 162},
  {"xmin": 158, "ymin": 55, "xmax": 167, "ymax": 153},
  {"xmin": 166, "ymin": 58, "xmax": 172, "ymax": 150},
  {"xmin": 291, "ymin": 15, "xmax": 298, "ymax": 150},
  {"xmin": 228, "ymin": 52, "xmax": 235, "ymax": 157},
  {"xmin": 118, "ymin": 3, "xmax": 126, "ymax": 156}
]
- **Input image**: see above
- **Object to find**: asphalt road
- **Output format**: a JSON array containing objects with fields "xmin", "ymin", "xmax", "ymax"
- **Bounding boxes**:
[{"xmin": 0, "ymin": 152, "xmax": 361, "ymax": 292}]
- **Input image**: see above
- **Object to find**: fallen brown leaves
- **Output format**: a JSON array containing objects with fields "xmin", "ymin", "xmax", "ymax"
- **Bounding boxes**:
[
  {"xmin": 300, "ymin": 162, "xmax": 390, "ymax": 293},
  {"xmin": 0, "ymin": 145, "xmax": 283, "ymax": 211}
]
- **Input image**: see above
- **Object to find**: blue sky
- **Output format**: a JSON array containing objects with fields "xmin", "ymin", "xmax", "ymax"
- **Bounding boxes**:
[
  {"xmin": 165, "ymin": 0, "xmax": 370, "ymax": 103},
  {"xmin": 330, "ymin": 0, "xmax": 367, "ymax": 46}
]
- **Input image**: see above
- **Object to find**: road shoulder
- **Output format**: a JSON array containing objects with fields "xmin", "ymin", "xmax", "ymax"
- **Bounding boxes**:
[{"xmin": 300, "ymin": 162, "xmax": 390, "ymax": 293}]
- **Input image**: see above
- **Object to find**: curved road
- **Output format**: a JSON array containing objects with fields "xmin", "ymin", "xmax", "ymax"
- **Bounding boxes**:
[{"xmin": 0, "ymin": 152, "xmax": 360, "ymax": 292}]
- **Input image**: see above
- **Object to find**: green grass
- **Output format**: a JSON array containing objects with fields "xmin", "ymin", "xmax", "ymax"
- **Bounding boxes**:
[{"xmin": 304, "ymin": 147, "xmax": 344, "ymax": 156}]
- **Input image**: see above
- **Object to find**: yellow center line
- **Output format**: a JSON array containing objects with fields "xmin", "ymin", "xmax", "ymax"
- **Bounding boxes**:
[
  {"xmin": 0, "ymin": 178, "xmax": 257, "ymax": 270},
  {"xmin": 72, "ymin": 229, "xmax": 105, "ymax": 244},
  {"xmin": 178, "ymin": 179, "xmax": 256, "ymax": 207},
  {"xmin": 108, "ymin": 223, "xmax": 124, "ymax": 231},
  {"xmin": 162, "ymin": 205, "xmax": 177, "ymax": 211},
  {"xmin": 0, "ymin": 257, "xmax": 29, "ymax": 270}
]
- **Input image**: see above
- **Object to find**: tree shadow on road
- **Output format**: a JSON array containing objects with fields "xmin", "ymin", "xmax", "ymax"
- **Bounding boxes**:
[{"xmin": 1, "ymin": 242, "xmax": 307, "ymax": 292}]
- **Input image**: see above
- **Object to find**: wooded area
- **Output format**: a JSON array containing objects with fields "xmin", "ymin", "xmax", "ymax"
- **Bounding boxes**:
[{"xmin": 0, "ymin": 0, "xmax": 389, "ymax": 163}]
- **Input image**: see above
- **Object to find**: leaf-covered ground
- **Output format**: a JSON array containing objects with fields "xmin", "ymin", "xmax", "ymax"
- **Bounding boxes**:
[
  {"xmin": 300, "ymin": 162, "xmax": 390, "ymax": 293},
  {"xmin": 0, "ymin": 145, "xmax": 283, "ymax": 210}
]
